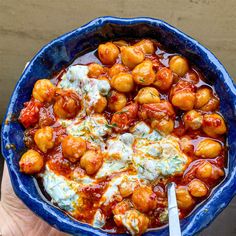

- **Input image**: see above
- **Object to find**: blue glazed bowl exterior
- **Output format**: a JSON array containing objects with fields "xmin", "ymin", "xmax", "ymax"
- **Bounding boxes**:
[{"xmin": 1, "ymin": 17, "xmax": 236, "ymax": 236}]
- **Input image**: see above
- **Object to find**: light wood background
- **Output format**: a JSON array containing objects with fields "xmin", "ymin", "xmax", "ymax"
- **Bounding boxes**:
[
  {"xmin": 0, "ymin": 1, "xmax": 235, "ymax": 235},
  {"xmin": 0, "ymin": 0, "xmax": 236, "ymax": 121}
]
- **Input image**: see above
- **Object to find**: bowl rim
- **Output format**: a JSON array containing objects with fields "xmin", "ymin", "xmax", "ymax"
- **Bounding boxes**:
[{"xmin": 1, "ymin": 16, "xmax": 236, "ymax": 236}]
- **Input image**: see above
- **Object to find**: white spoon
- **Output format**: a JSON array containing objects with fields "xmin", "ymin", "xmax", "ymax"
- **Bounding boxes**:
[{"xmin": 167, "ymin": 182, "xmax": 182, "ymax": 236}]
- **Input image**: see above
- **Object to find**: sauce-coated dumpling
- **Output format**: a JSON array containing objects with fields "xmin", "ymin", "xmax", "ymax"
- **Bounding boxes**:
[
  {"xmin": 19, "ymin": 150, "xmax": 44, "ymax": 174},
  {"xmin": 18, "ymin": 38, "xmax": 227, "ymax": 235}
]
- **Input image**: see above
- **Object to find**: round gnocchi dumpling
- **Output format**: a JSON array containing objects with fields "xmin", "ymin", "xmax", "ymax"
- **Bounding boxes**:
[
  {"xmin": 88, "ymin": 63, "xmax": 105, "ymax": 78},
  {"xmin": 176, "ymin": 186, "xmax": 195, "ymax": 210},
  {"xmin": 111, "ymin": 72, "xmax": 134, "ymax": 92},
  {"xmin": 134, "ymin": 87, "xmax": 160, "ymax": 104},
  {"xmin": 62, "ymin": 135, "xmax": 87, "ymax": 162},
  {"xmin": 34, "ymin": 126, "xmax": 54, "ymax": 153},
  {"xmin": 201, "ymin": 96, "xmax": 219, "ymax": 112},
  {"xmin": 132, "ymin": 186, "xmax": 157, "ymax": 213},
  {"xmin": 54, "ymin": 89, "xmax": 81, "ymax": 119},
  {"xmin": 109, "ymin": 63, "xmax": 128, "ymax": 78},
  {"xmin": 80, "ymin": 150, "xmax": 103, "ymax": 175},
  {"xmin": 169, "ymin": 55, "xmax": 189, "ymax": 76},
  {"xmin": 183, "ymin": 110, "xmax": 203, "ymax": 130},
  {"xmin": 132, "ymin": 60, "xmax": 155, "ymax": 85},
  {"xmin": 98, "ymin": 42, "xmax": 119, "ymax": 65},
  {"xmin": 154, "ymin": 67, "xmax": 173, "ymax": 91},
  {"xmin": 195, "ymin": 139, "xmax": 222, "ymax": 158},
  {"xmin": 171, "ymin": 81, "xmax": 196, "ymax": 111},
  {"xmin": 32, "ymin": 79, "xmax": 55, "ymax": 103},
  {"xmin": 118, "ymin": 178, "xmax": 137, "ymax": 198},
  {"xmin": 196, "ymin": 161, "xmax": 224, "ymax": 180},
  {"xmin": 195, "ymin": 87, "xmax": 212, "ymax": 108},
  {"xmin": 202, "ymin": 113, "xmax": 227, "ymax": 137},
  {"xmin": 151, "ymin": 118, "xmax": 174, "ymax": 134},
  {"xmin": 139, "ymin": 100, "xmax": 175, "ymax": 120},
  {"xmin": 19, "ymin": 149, "xmax": 44, "ymax": 174},
  {"xmin": 108, "ymin": 90, "xmax": 127, "ymax": 112},
  {"xmin": 111, "ymin": 103, "xmax": 138, "ymax": 132},
  {"xmin": 120, "ymin": 46, "xmax": 145, "ymax": 69},
  {"xmin": 134, "ymin": 39, "xmax": 155, "ymax": 54},
  {"xmin": 188, "ymin": 179, "xmax": 208, "ymax": 197},
  {"xmin": 172, "ymin": 91, "xmax": 196, "ymax": 111},
  {"xmin": 196, "ymin": 161, "xmax": 213, "ymax": 179}
]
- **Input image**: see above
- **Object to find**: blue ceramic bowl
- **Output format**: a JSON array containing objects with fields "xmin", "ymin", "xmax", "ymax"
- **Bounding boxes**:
[{"xmin": 1, "ymin": 17, "xmax": 236, "ymax": 236}]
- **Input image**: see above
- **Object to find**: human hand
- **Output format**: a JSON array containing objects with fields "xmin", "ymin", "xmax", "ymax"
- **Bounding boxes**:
[{"xmin": 0, "ymin": 163, "xmax": 68, "ymax": 236}]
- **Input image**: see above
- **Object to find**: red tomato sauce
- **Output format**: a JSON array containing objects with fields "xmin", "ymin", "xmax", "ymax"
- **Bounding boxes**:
[{"xmin": 18, "ymin": 39, "xmax": 227, "ymax": 234}]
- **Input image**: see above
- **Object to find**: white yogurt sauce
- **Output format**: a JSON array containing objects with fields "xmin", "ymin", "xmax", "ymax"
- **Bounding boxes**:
[{"xmin": 41, "ymin": 65, "xmax": 189, "ymax": 232}]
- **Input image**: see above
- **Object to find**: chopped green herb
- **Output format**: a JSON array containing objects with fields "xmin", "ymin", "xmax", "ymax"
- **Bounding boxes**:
[
  {"xmin": 118, "ymin": 165, "xmax": 125, "ymax": 170},
  {"xmin": 105, "ymin": 123, "xmax": 117, "ymax": 129},
  {"xmin": 137, "ymin": 163, "xmax": 144, "ymax": 170},
  {"xmin": 137, "ymin": 163, "xmax": 153, "ymax": 174},
  {"xmin": 141, "ymin": 132, "xmax": 146, "ymax": 137},
  {"xmin": 139, "ymin": 78, "xmax": 145, "ymax": 83}
]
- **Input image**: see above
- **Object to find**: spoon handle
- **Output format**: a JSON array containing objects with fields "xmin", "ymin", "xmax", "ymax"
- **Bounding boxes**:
[{"xmin": 167, "ymin": 182, "xmax": 182, "ymax": 236}]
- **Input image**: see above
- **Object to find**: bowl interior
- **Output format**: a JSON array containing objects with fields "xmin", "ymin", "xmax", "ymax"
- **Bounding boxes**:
[{"xmin": 1, "ymin": 17, "xmax": 236, "ymax": 236}]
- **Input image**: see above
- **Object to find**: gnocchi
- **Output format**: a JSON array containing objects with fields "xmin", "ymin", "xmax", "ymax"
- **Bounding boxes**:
[
  {"xmin": 62, "ymin": 135, "xmax": 87, "ymax": 162},
  {"xmin": 134, "ymin": 87, "xmax": 160, "ymax": 104},
  {"xmin": 19, "ymin": 150, "xmax": 44, "ymax": 174},
  {"xmin": 111, "ymin": 72, "xmax": 134, "ymax": 92},
  {"xmin": 54, "ymin": 89, "xmax": 81, "ymax": 119},
  {"xmin": 132, "ymin": 186, "xmax": 157, "ymax": 213},
  {"xmin": 121, "ymin": 46, "xmax": 145, "ymax": 69},
  {"xmin": 98, "ymin": 42, "xmax": 119, "ymax": 65},
  {"xmin": 132, "ymin": 60, "xmax": 155, "ymax": 85},
  {"xmin": 32, "ymin": 79, "xmax": 55, "ymax": 103},
  {"xmin": 80, "ymin": 150, "xmax": 103, "ymax": 175},
  {"xmin": 154, "ymin": 67, "xmax": 173, "ymax": 91},
  {"xmin": 169, "ymin": 55, "xmax": 189, "ymax": 76},
  {"xmin": 195, "ymin": 139, "xmax": 222, "ymax": 158},
  {"xmin": 202, "ymin": 113, "xmax": 227, "ymax": 137},
  {"xmin": 34, "ymin": 126, "xmax": 54, "ymax": 153},
  {"xmin": 108, "ymin": 90, "xmax": 127, "ymax": 111}
]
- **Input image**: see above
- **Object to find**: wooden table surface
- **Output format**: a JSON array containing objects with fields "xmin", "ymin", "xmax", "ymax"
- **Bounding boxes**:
[{"xmin": 0, "ymin": 0, "xmax": 235, "ymax": 235}]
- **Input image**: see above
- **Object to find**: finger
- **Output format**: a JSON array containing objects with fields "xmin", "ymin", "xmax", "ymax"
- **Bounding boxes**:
[
  {"xmin": 1, "ymin": 163, "xmax": 29, "ymax": 211},
  {"xmin": 1, "ymin": 163, "xmax": 12, "ymax": 196},
  {"xmin": 0, "ymin": 164, "xmax": 69, "ymax": 236}
]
